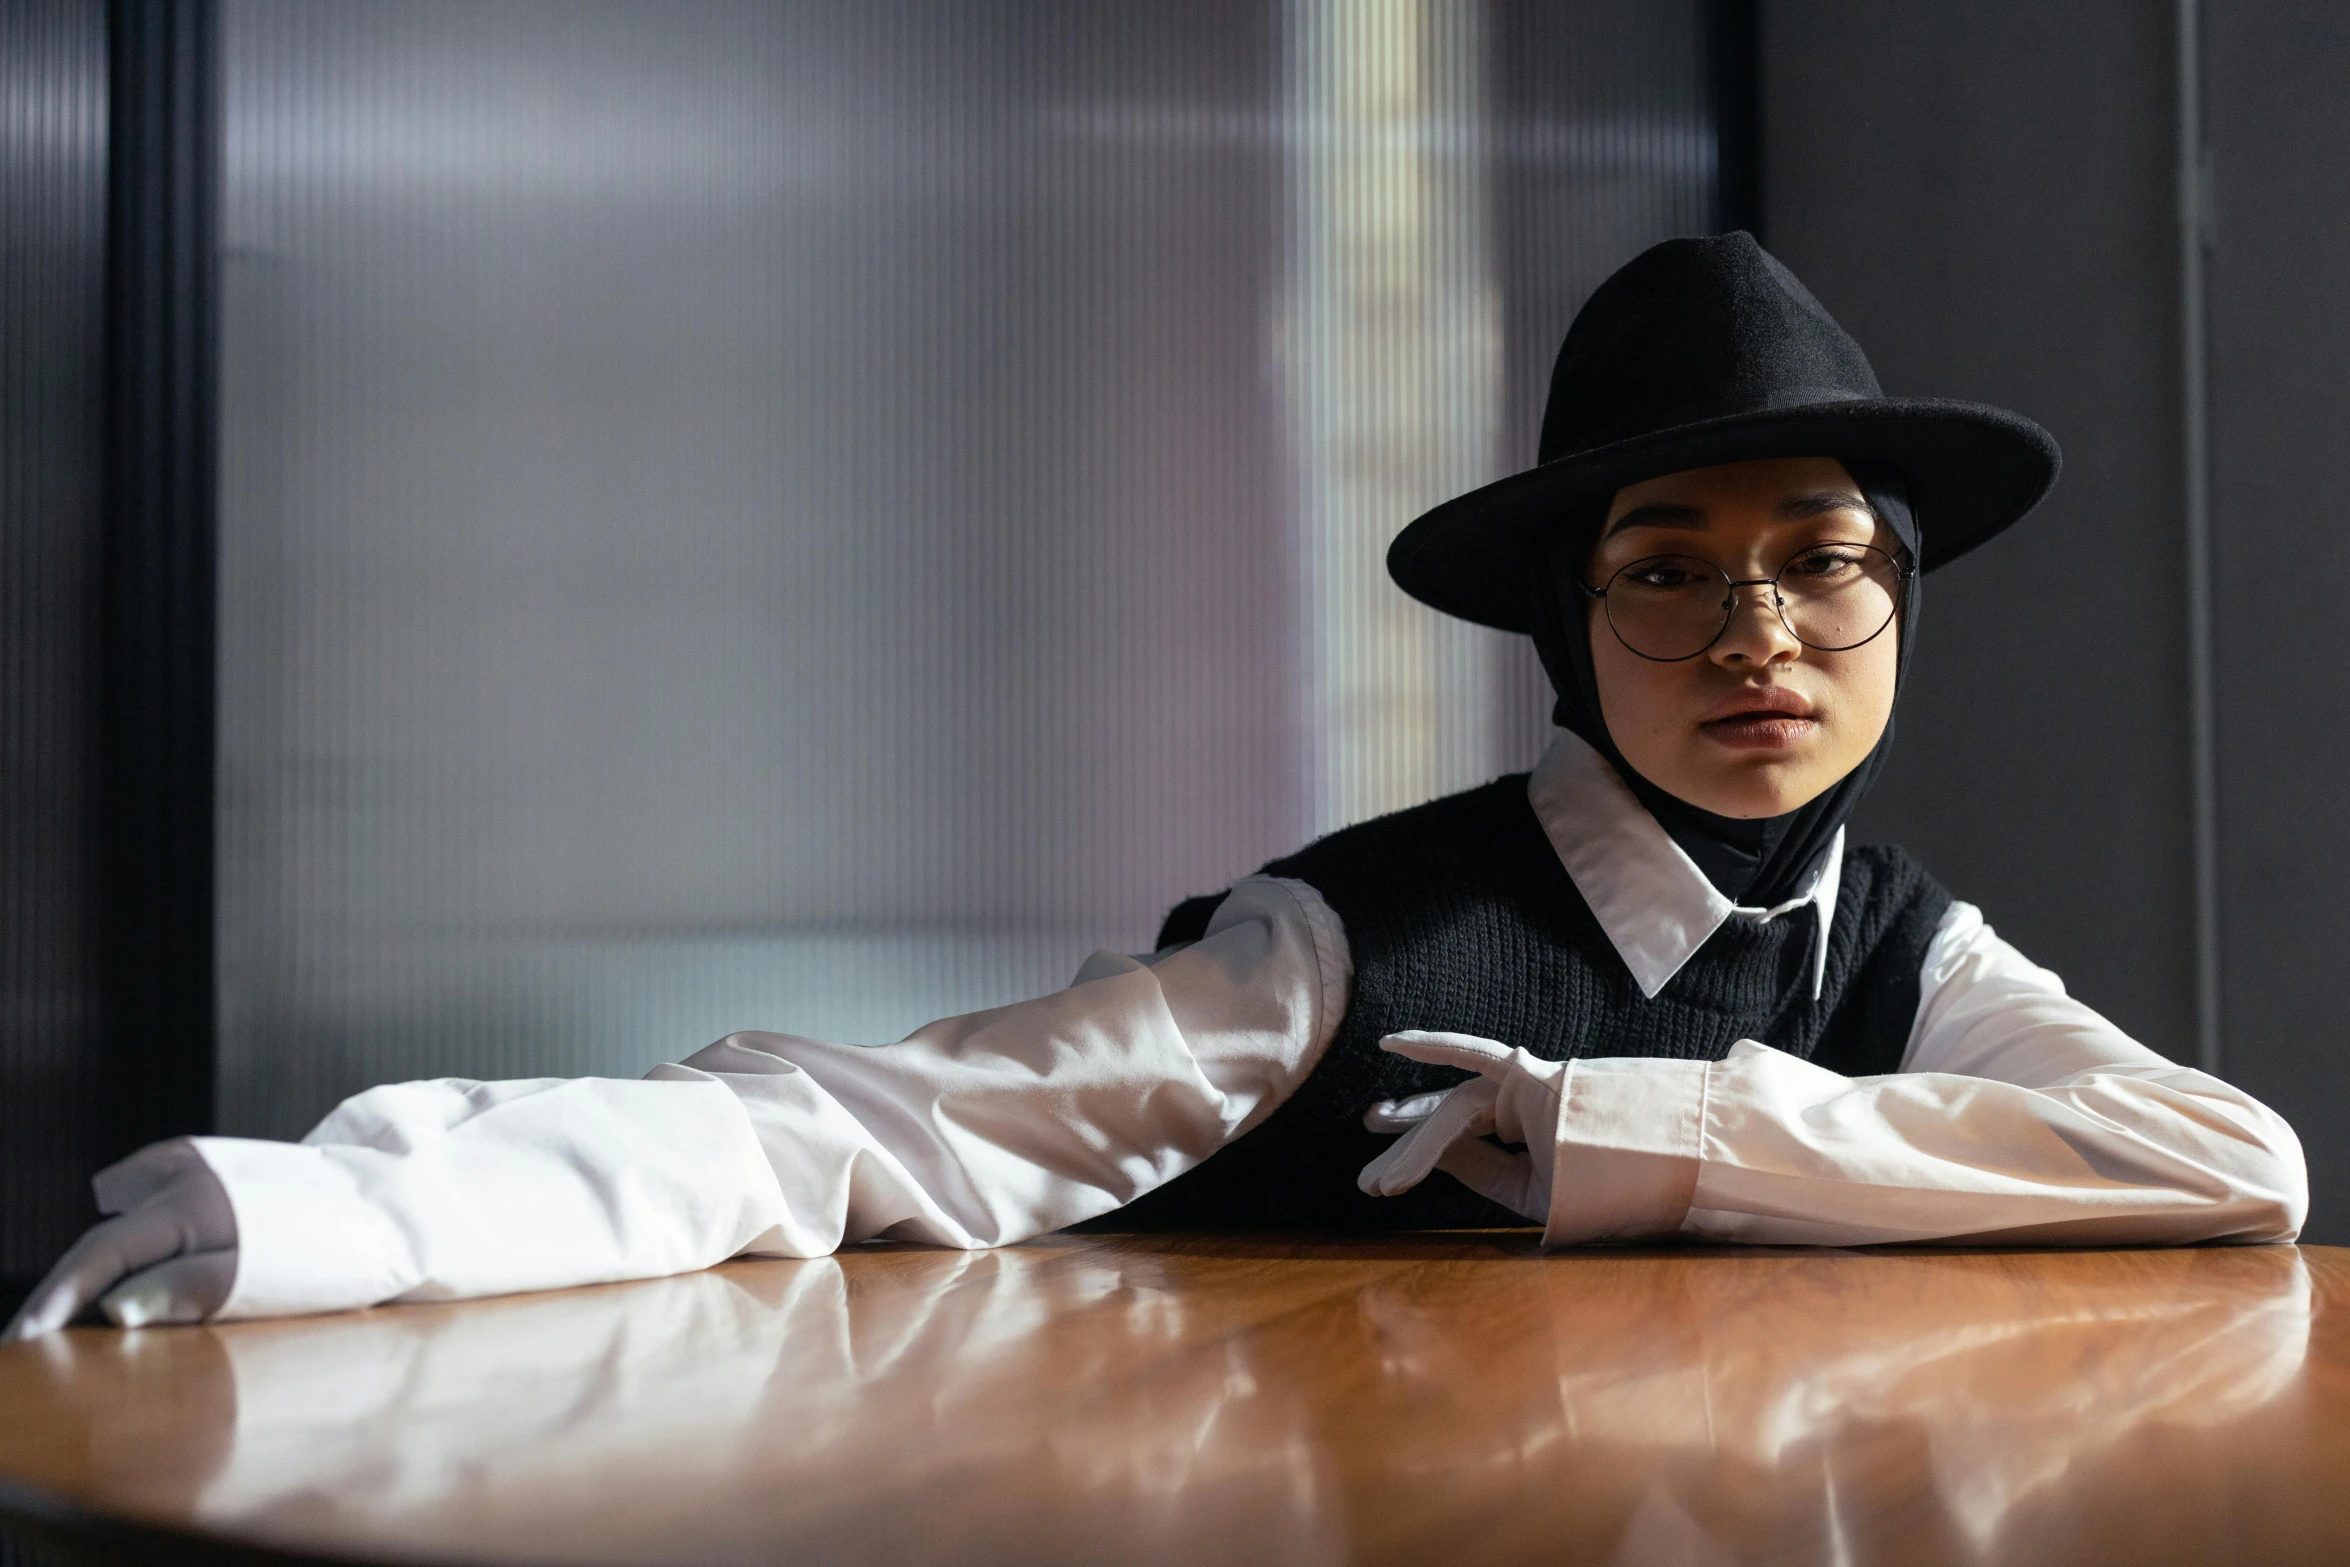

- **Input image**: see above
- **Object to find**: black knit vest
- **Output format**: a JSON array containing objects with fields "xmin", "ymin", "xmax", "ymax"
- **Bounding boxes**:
[{"xmin": 1100, "ymin": 774, "xmax": 1952, "ymax": 1231}]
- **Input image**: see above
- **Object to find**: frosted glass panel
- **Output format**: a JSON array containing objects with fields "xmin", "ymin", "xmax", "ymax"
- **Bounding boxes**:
[
  {"xmin": 1, "ymin": 0, "xmax": 108, "ymax": 1272},
  {"xmin": 218, "ymin": 0, "xmax": 1716, "ymax": 1135}
]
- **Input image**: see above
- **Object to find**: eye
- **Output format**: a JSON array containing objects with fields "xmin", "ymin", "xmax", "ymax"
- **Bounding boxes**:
[
  {"xmin": 1620, "ymin": 557, "xmax": 1712, "ymax": 591},
  {"xmin": 1782, "ymin": 544, "xmax": 1869, "ymax": 580}
]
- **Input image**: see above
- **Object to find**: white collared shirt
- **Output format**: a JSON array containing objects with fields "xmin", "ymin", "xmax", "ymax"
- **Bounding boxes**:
[
  {"xmin": 187, "ymin": 733, "xmax": 2306, "ymax": 1320},
  {"xmin": 1528, "ymin": 728, "xmax": 1843, "ymax": 1000}
]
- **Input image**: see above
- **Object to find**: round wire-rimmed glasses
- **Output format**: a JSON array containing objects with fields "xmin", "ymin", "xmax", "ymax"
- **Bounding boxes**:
[{"xmin": 1578, "ymin": 542, "xmax": 1915, "ymax": 663}]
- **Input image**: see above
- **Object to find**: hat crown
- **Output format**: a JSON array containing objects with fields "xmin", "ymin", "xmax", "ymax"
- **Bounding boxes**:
[{"xmin": 1537, "ymin": 232, "xmax": 1883, "ymax": 465}]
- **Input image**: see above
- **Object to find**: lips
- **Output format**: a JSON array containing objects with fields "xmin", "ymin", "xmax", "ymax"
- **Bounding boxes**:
[{"xmin": 1699, "ymin": 687, "xmax": 1818, "ymax": 750}]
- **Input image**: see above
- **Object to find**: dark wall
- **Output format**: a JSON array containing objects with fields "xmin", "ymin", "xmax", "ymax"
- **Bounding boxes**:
[
  {"xmin": 1765, "ymin": 0, "xmax": 2350, "ymax": 1240},
  {"xmin": 1761, "ymin": 1, "xmax": 2197, "ymax": 1060},
  {"xmin": 0, "ymin": 0, "xmax": 110, "ymax": 1289},
  {"xmin": 2205, "ymin": 8, "xmax": 2350, "ymax": 1242}
]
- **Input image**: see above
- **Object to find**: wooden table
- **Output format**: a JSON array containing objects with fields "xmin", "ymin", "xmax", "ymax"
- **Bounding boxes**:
[{"xmin": 1, "ymin": 1235, "xmax": 2344, "ymax": 1565}]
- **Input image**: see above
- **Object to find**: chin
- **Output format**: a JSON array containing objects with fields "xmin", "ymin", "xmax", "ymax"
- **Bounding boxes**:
[{"xmin": 1681, "ymin": 759, "xmax": 1830, "ymax": 819}]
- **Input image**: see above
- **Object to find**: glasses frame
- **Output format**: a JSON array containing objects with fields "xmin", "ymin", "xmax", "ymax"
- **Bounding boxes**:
[{"xmin": 1577, "ymin": 541, "xmax": 1917, "ymax": 664}]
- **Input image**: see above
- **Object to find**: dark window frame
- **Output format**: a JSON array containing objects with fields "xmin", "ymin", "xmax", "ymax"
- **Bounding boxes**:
[{"xmin": 102, "ymin": 0, "xmax": 220, "ymax": 1154}]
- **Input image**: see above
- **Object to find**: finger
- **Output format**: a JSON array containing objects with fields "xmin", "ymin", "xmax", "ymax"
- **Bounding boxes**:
[
  {"xmin": 2, "ymin": 1206, "xmax": 191, "ymax": 1342},
  {"xmin": 1377, "ymin": 1031, "xmax": 1516, "ymax": 1074},
  {"xmin": 1358, "ymin": 1089, "xmax": 1492, "ymax": 1196},
  {"xmin": 1362, "ymin": 1091, "xmax": 1451, "ymax": 1133},
  {"xmin": 1357, "ymin": 1079, "xmax": 1499, "ymax": 1197},
  {"xmin": 101, "ymin": 1249, "xmax": 239, "ymax": 1329},
  {"xmin": 1435, "ymin": 1139, "xmax": 1547, "ymax": 1224},
  {"xmin": 91, "ymin": 1138, "xmax": 210, "ymax": 1217}
]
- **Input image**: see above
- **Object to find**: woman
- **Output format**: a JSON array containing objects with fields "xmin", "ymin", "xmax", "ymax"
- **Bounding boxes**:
[{"xmin": 6, "ymin": 234, "xmax": 2305, "ymax": 1338}]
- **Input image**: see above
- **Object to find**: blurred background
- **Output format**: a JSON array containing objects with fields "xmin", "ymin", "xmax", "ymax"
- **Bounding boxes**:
[
  {"xmin": 5, "ymin": 0, "xmax": 2348, "ymax": 1300},
  {"xmin": 203, "ymin": 0, "xmax": 1710, "ymax": 1126}
]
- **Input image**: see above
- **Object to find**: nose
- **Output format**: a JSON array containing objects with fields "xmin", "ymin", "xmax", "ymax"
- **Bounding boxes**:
[{"xmin": 1711, "ymin": 579, "xmax": 1800, "ymax": 666}]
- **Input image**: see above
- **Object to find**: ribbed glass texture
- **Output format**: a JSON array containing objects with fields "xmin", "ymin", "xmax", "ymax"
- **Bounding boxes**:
[
  {"xmin": 217, "ymin": 0, "xmax": 1714, "ymax": 1135},
  {"xmin": 1, "ymin": 0, "xmax": 108, "ymax": 1276}
]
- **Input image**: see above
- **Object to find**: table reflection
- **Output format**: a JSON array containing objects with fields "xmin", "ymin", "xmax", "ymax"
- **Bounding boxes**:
[{"xmin": 5, "ymin": 1240, "xmax": 2320, "ymax": 1566}]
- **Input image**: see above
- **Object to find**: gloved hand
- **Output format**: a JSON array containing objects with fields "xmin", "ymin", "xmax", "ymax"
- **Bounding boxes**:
[
  {"xmin": 3, "ymin": 1140, "xmax": 239, "ymax": 1340},
  {"xmin": 1356, "ymin": 1031, "xmax": 1568, "ymax": 1225}
]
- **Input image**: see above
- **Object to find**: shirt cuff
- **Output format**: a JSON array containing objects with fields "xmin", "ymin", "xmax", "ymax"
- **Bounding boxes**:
[
  {"xmin": 192, "ymin": 1137, "xmax": 422, "ymax": 1319},
  {"xmin": 1544, "ymin": 1056, "xmax": 1708, "ymax": 1245}
]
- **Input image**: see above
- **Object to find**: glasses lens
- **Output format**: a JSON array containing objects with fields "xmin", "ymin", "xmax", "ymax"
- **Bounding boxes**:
[
  {"xmin": 1777, "ymin": 544, "xmax": 1904, "ymax": 651},
  {"xmin": 1603, "ymin": 555, "xmax": 1732, "ymax": 660}
]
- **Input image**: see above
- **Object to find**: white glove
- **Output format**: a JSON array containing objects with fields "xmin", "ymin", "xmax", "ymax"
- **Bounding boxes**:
[
  {"xmin": 3, "ymin": 1140, "xmax": 240, "ymax": 1340},
  {"xmin": 1355, "ymin": 1031, "xmax": 1568, "ymax": 1225}
]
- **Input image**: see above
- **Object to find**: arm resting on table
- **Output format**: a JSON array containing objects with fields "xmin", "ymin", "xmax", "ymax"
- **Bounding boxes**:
[
  {"xmin": 8, "ymin": 875, "xmax": 1344, "ymax": 1331},
  {"xmin": 658, "ymin": 873, "xmax": 1347, "ymax": 1253},
  {"xmin": 1543, "ymin": 901, "xmax": 2307, "ymax": 1246}
]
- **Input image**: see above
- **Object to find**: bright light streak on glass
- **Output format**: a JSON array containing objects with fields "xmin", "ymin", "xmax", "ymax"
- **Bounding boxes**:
[{"xmin": 1284, "ymin": 0, "xmax": 1505, "ymax": 831}]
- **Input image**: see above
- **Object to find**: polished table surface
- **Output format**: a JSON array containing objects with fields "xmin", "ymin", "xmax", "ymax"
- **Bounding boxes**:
[{"xmin": 1, "ymin": 1235, "xmax": 2345, "ymax": 1566}]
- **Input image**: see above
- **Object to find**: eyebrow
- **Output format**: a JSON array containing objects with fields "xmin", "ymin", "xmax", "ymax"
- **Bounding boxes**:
[
  {"xmin": 1604, "ymin": 491, "xmax": 1874, "ymax": 537},
  {"xmin": 1603, "ymin": 502, "xmax": 1706, "ymax": 536},
  {"xmin": 1778, "ymin": 490, "xmax": 1874, "ymax": 521}
]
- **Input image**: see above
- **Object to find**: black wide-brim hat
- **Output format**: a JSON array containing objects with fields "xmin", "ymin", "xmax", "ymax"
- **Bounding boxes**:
[{"xmin": 1387, "ymin": 232, "xmax": 2060, "ymax": 632}]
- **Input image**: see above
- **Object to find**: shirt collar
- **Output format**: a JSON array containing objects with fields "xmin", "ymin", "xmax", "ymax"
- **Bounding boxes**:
[{"xmin": 1525, "ymin": 729, "xmax": 1844, "ymax": 1001}]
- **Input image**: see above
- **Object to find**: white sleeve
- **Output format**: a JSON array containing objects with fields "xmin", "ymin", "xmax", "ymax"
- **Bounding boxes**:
[
  {"xmin": 191, "ymin": 874, "xmax": 1347, "ymax": 1320},
  {"xmin": 1544, "ymin": 900, "xmax": 2308, "ymax": 1247},
  {"xmin": 658, "ymin": 873, "xmax": 1348, "ymax": 1251}
]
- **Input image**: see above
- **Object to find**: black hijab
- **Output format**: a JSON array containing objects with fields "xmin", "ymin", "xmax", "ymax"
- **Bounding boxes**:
[{"xmin": 1524, "ymin": 462, "xmax": 1921, "ymax": 908}]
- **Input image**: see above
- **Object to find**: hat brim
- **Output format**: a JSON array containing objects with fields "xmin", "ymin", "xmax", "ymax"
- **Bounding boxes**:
[{"xmin": 1386, "ymin": 397, "xmax": 2060, "ymax": 632}]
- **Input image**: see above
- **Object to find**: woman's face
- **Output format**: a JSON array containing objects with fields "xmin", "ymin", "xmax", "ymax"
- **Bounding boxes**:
[{"xmin": 1582, "ymin": 456, "xmax": 1902, "ymax": 819}]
